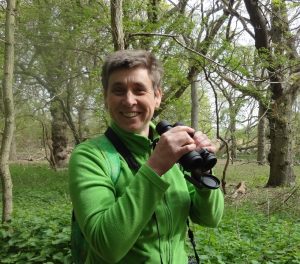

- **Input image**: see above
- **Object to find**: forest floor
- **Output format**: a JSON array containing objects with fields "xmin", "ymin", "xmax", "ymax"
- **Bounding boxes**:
[{"xmin": 1, "ymin": 160, "xmax": 299, "ymax": 263}]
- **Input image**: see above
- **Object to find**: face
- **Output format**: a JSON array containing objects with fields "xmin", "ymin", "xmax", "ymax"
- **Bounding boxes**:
[{"xmin": 105, "ymin": 67, "xmax": 162, "ymax": 136}]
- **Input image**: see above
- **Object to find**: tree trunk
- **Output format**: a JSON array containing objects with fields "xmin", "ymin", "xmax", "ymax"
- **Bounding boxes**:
[
  {"xmin": 244, "ymin": 0, "xmax": 299, "ymax": 186},
  {"xmin": 0, "ymin": 0, "xmax": 16, "ymax": 223},
  {"xmin": 266, "ymin": 94, "xmax": 296, "ymax": 186},
  {"xmin": 50, "ymin": 100, "xmax": 68, "ymax": 168},
  {"xmin": 111, "ymin": 0, "xmax": 125, "ymax": 51},
  {"xmin": 9, "ymin": 133, "xmax": 17, "ymax": 161},
  {"xmin": 257, "ymin": 102, "xmax": 267, "ymax": 165},
  {"xmin": 78, "ymin": 98, "xmax": 89, "ymax": 141},
  {"xmin": 191, "ymin": 75, "xmax": 199, "ymax": 130},
  {"xmin": 228, "ymin": 103, "xmax": 237, "ymax": 161}
]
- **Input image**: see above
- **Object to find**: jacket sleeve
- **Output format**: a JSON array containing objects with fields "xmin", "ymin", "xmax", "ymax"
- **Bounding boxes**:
[
  {"xmin": 69, "ymin": 141, "xmax": 169, "ymax": 263},
  {"xmin": 187, "ymin": 180, "xmax": 224, "ymax": 227}
]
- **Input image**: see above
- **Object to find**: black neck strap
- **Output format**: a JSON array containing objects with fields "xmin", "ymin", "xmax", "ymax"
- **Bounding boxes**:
[{"xmin": 104, "ymin": 127, "xmax": 140, "ymax": 171}]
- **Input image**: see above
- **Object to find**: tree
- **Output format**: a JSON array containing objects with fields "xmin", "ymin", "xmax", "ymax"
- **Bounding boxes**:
[
  {"xmin": 111, "ymin": 0, "xmax": 125, "ymax": 50},
  {"xmin": 212, "ymin": 77, "xmax": 249, "ymax": 161},
  {"xmin": 16, "ymin": 0, "xmax": 112, "ymax": 167},
  {"xmin": 257, "ymin": 101, "xmax": 268, "ymax": 165},
  {"xmin": 209, "ymin": 0, "xmax": 299, "ymax": 186},
  {"xmin": 244, "ymin": 0, "xmax": 299, "ymax": 186},
  {"xmin": 0, "ymin": 0, "xmax": 16, "ymax": 223}
]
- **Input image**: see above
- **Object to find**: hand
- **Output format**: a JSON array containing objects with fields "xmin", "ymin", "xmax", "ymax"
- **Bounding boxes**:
[
  {"xmin": 147, "ymin": 126, "xmax": 197, "ymax": 176},
  {"xmin": 193, "ymin": 131, "xmax": 219, "ymax": 154}
]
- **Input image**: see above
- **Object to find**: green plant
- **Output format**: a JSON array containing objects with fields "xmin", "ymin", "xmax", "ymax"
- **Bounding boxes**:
[
  {"xmin": 1, "ymin": 163, "xmax": 299, "ymax": 263},
  {"xmin": 1, "ymin": 164, "xmax": 71, "ymax": 263}
]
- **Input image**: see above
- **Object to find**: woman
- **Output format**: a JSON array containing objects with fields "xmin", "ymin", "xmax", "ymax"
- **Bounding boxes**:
[{"xmin": 69, "ymin": 49, "xmax": 224, "ymax": 264}]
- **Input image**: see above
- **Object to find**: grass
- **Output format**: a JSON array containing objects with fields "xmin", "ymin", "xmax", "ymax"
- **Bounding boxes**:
[
  {"xmin": 0, "ymin": 161, "xmax": 300, "ymax": 263},
  {"xmin": 190, "ymin": 161, "xmax": 300, "ymax": 264},
  {"xmin": 0, "ymin": 164, "xmax": 72, "ymax": 264}
]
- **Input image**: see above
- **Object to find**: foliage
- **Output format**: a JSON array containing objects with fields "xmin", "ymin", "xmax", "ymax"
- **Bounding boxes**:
[
  {"xmin": 1, "ymin": 0, "xmax": 300, "ymax": 258},
  {"xmin": 0, "ymin": 164, "xmax": 71, "ymax": 263},
  {"xmin": 1, "ymin": 163, "xmax": 299, "ymax": 263},
  {"xmin": 4, "ymin": 0, "xmax": 298, "ymax": 162},
  {"xmin": 190, "ymin": 206, "xmax": 300, "ymax": 264},
  {"xmin": 189, "ymin": 162, "xmax": 300, "ymax": 264},
  {"xmin": 0, "ymin": 211, "xmax": 71, "ymax": 264}
]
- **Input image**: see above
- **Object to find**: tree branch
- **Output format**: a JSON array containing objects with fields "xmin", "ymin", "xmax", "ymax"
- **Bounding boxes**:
[{"xmin": 129, "ymin": 32, "xmax": 265, "ymax": 83}]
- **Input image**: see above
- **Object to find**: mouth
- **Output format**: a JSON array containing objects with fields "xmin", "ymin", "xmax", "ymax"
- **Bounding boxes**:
[{"xmin": 121, "ymin": 112, "xmax": 140, "ymax": 118}]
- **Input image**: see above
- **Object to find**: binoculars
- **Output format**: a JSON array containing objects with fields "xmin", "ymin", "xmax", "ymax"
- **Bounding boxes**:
[{"xmin": 156, "ymin": 120, "xmax": 220, "ymax": 189}]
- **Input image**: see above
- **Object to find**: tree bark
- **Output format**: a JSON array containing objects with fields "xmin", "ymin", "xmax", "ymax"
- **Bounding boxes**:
[
  {"xmin": 229, "ymin": 109, "xmax": 237, "ymax": 161},
  {"xmin": 111, "ymin": 0, "xmax": 125, "ymax": 51},
  {"xmin": 50, "ymin": 100, "xmax": 68, "ymax": 168},
  {"xmin": 191, "ymin": 75, "xmax": 199, "ymax": 130},
  {"xmin": 9, "ymin": 132, "xmax": 17, "ymax": 161},
  {"xmin": 244, "ymin": 0, "xmax": 299, "ymax": 186},
  {"xmin": 0, "ymin": 0, "xmax": 16, "ymax": 223},
  {"xmin": 77, "ymin": 98, "xmax": 89, "ymax": 141},
  {"xmin": 257, "ymin": 102, "xmax": 267, "ymax": 165},
  {"xmin": 267, "ymin": 94, "xmax": 296, "ymax": 186}
]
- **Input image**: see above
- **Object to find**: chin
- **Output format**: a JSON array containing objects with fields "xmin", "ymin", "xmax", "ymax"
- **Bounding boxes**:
[
  {"xmin": 125, "ymin": 126, "xmax": 147, "ymax": 135},
  {"xmin": 121, "ymin": 124, "xmax": 140, "ymax": 133}
]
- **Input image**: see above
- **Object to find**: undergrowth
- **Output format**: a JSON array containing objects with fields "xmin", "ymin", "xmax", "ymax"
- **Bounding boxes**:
[
  {"xmin": 0, "ymin": 162, "xmax": 299, "ymax": 263},
  {"xmin": 0, "ymin": 164, "xmax": 71, "ymax": 264}
]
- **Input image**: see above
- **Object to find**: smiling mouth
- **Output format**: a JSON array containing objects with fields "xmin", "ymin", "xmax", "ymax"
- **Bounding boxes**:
[{"xmin": 121, "ymin": 112, "xmax": 140, "ymax": 118}]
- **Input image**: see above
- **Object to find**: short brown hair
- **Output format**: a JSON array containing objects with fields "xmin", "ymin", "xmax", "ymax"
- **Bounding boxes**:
[{"xmin": 101, "ymin": 50, "xmax": 163, "ymax": 93}]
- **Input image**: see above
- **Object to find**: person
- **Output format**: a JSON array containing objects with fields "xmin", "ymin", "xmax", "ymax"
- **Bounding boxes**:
[{"xmin": 69, "ymin": 49, "xmax": 224, "ymax": 264}]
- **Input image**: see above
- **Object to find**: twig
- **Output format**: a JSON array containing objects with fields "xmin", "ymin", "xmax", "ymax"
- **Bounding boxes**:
[{"xmin": 129, "ymin": 32, "xmax": 266, "ymax": 83}]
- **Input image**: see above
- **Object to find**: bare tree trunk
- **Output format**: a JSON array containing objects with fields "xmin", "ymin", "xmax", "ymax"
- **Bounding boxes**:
[
  {"xmin": 78, "ymin": 98, "xmax": 89, "ymax": 141},
  {"xmin": 0, "ymin": 0, "xmax": 16, "ymax": 223},
  {"xmin": 228, "ymin": 103, "xmax": 237, "ymax": 161},
  {"xmin": 9, "ymin": 133, "xmax": 17, "ymax": 161},
  {"xmin": 257, "ymin": 102, "xmax": 267, "ymax": 165},
  {"xmin": 191, "ymin": 75, "xmax": 199, "ymax": 130},
  {"xmin": 111, "ymin": 0, "xmax": 125, "ymax": 51}
]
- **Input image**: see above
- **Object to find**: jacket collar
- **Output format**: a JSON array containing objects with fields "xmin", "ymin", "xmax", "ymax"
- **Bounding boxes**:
[{"xmin": 109, "ymin": 121, "xmax": 158, "ymax": 155}]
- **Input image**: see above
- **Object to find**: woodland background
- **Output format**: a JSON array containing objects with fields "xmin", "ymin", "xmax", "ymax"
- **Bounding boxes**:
[{"xmin": 0, "ymin": 0, "xmax": 300, "ymax": 263}]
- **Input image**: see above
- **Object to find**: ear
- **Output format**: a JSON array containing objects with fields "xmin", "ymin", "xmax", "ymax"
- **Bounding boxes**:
[{"xmin": 154, "ymin": 88, "xmax": 162, "ymax": 109}]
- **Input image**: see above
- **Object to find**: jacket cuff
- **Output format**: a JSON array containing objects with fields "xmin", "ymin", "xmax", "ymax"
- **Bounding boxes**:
[{"xmin": 138, "ymin": 163, "xmax": 170, "ymax": 191}]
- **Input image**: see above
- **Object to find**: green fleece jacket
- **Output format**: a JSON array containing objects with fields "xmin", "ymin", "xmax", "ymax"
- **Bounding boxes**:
[{"xmin": 69, "ymin": 122, "xmax": 224, "ymax": 264}]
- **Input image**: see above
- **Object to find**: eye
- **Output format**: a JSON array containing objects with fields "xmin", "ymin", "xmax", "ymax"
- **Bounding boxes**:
[
  {"xmin": 133, "ymin": 85, "xmax": 148, "ymax": 95},
  {"xmin": 111, "ymin": 86, "xmax": 126, "ymax": 95}
]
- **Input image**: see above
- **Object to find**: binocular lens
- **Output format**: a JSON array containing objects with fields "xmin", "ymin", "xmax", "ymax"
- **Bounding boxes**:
[{"xmin": 201, "ymin": 175, "xmax": 220, "ymax": 189}]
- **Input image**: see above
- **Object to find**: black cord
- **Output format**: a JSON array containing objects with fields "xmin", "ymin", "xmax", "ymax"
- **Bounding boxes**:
[
  {"xmin": 187, "ymin": 219, "xmax": 200, "ymax": 264},
  {"xmin": 105, "ymin": 127, "xmax": 140, "ymax": 171},
  {"xmin": 153, "ymin": 213, "xmax": 164, "ymax": 264}
]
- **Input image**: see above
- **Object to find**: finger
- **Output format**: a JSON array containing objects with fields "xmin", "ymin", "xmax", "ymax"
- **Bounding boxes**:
[
  {"xmin": 170, "ymin": 125, "xmax": 195, "ymax": 137},
  {"xmin": 193, "ymin": 131, "xmax": 209, "ymax": 146},
  {"xmin": 162, "ymin": 128, "xmax": 195, "ymax": 147},
  {"xmin": 204, "ymin": 145, "xmax": 217, "ymax": 154},
  {"xmin": 193, "ymin": 131, "xmax": 217, "ymax": 153}
]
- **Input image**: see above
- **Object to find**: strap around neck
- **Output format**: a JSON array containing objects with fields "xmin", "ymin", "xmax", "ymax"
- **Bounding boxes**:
[{"xmin": 104, "ymin": 127, "xmax": 140, "ymax": 171}]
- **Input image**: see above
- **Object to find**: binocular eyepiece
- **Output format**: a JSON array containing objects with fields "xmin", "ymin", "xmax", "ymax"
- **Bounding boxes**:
[{"xmin": 156, "ymin": 120, "xmax": 220, "ymax": 189}]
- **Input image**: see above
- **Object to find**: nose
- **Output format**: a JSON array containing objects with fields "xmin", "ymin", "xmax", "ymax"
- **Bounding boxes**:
[{"xmin": 122, "ymin": 91, "xmax": 137, "ymax": 106}]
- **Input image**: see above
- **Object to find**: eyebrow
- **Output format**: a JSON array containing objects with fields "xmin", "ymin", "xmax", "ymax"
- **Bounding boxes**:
[
  {"xmin": 110, "ymin": 81, "xmax": 147, "ymax": 88},
  {"xmin": 111, "ymin": 81, "xmax": 125, "ymax": 87}
]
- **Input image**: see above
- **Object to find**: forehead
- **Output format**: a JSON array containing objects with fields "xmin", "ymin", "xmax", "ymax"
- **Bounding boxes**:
[{"xmin": 108, "ymin": 67, "xmax": 152, "ymax": 86}]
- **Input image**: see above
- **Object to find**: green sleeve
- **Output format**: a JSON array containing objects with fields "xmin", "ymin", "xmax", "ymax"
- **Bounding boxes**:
[
  {"xmin": 187, "ymin": 180, "xmax": 224, "ymax": 227},
  {"xmin": 69, "ymin": 141, "xmax": 169, "ymax": 263}
]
